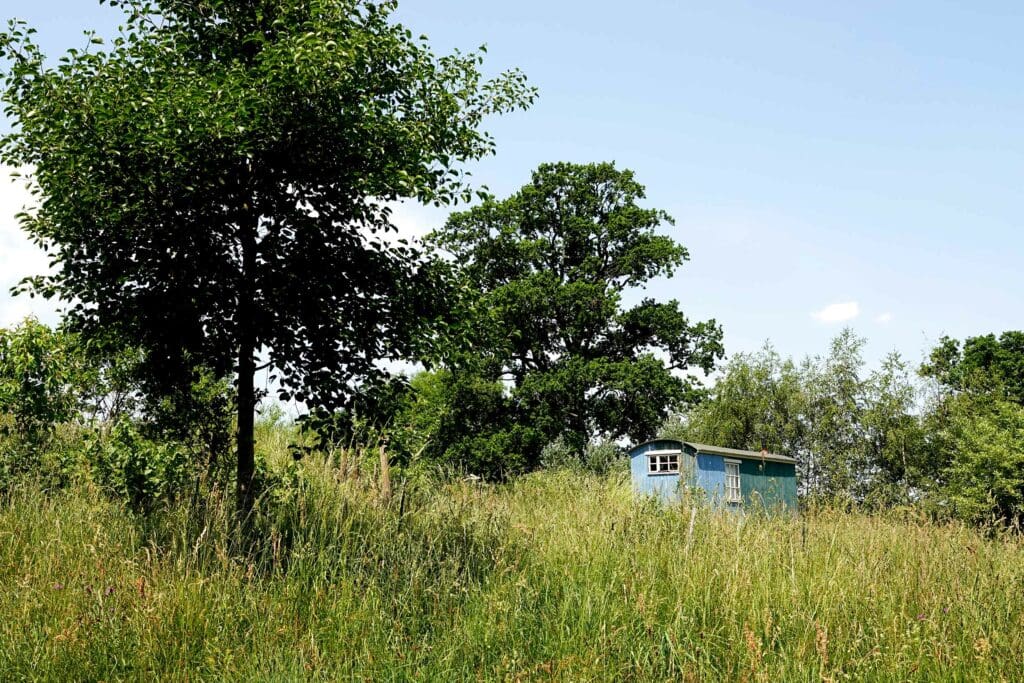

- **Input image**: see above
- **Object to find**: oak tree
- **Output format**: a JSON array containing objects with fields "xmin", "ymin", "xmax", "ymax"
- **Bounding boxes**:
[{"xmin": 430, "ymin": 162, "xmax": 724, "ymax": 461}]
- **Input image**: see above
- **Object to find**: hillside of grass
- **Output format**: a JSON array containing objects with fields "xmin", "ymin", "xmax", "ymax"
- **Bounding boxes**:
[{"xmin": 2, "ymin": 460, "xmax": 1021, "ymax": 682}]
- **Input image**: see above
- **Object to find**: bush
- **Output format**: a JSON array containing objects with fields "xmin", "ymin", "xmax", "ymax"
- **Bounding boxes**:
[
  {"xmin": 585, "ymin": 439, "xmax": 627, "ymax": 475},
  {"xmin": 540, "ymin": 435, "xmax": 626, "ymax": 475},
  {"xmin": 940, "ymin": 397, "xmax": 1024, "ymax": 526},
  {"xmin": 539, "ymin": 435, "xmax": 576, "ymax": 471},
  {"xmin": 89, "ymin": 419, "xmax": 198, "ymax": 511},
  {"xmin": 0, "ymin": 318, "xmax": 92, "ymax": 480}
]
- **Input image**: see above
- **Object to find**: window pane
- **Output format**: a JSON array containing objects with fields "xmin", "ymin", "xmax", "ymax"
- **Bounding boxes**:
[
  {"xmin": 725, "ymin": 462, "xmax": 741, "ymax": 502},
  {"xmin": 648, "ymin": 453, "xmax": 681, "ymax": 474}
]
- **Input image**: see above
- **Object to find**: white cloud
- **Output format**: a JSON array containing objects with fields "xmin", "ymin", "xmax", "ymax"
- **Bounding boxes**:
[
  {"xmin": 875, "ymin": 312, "xmax": 894, "ymax": 324},
  {"xmin": 0, "ymin": 166, "xmax": 58, "ymax": 327},
  {"xmin": 812, "ymin": 301, "xmax": 860, "ymax": 323}
]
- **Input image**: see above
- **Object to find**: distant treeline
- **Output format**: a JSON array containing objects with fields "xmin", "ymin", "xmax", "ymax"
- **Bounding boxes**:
[{"xmin": 664, "ymin": 329, "xmax": 1024, "ymax": 525}]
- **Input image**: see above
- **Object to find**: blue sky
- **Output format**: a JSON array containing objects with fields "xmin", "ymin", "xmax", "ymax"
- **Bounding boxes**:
[{"xmin": 2, "ymin": 1, "xmax": 1023, "ymax": 372}]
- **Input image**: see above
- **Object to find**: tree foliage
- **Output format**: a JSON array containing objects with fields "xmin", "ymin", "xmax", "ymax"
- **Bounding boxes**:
[
  {"xmin": 667, "ymin": 329, "xmax": 1024, "ymax": 521},
  {"xmin": 665, "ymin": 342, "xmax": 806, "ymax": 459},
  {"xmin": 0, "ymin": 317, "xmax": 88, "ymax": 455},
  {"xmin": 920, "ymin": 331, "xmax": 1024, "ymax": 524},
  {"xmin": 938, "ymin": 397, "xmax": 1024, "ymax": 525},
  {"xmin": 428, "ymin": 162, "xmax": 723, "ymax": 464},
  {"xmin": 668, "ymin": 330, "xmax": 928, "ymax": 505},
  {"xmin": 0, "ymin": 317, "xmax": 231, "ymax": 501},
  {"xmin": 921, "ymin": 331, "xmax": 1024, "ymax": 405},
  {"xmin": 317, "ymin": 369, "xmax": 540, "ymax": 480},
  {"xmin": 1, "ymin": 0, "xmax": 535, "ymax": 514}
]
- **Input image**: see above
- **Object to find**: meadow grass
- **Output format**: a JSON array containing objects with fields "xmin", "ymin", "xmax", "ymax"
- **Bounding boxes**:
[{"xmin": 1, "ymin": 460, "xmax": 1021, "ymax": 681}]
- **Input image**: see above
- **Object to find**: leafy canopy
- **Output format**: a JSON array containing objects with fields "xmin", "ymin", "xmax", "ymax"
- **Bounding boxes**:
[
  {"xmin": 1, "ymin": 0, "xmax": 534, "ymax": 406},
  {"xmin": 938, "ymin": 397, "xmax": 1024, "ymax": 525},
  {"xmin": 920, "ymin": 331, "xmax": 1024, "ymax": 524},
  {"xmin": 921, "ymin": 331, "xmax": 1024, "ymax": 406},
  {"xmin": 430, "ymin": 162, "xmax": 724, "ymax": 458}
]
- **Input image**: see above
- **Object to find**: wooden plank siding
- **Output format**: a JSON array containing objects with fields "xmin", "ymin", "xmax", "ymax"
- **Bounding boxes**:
[{"xmin": 628, "ymin": 439, "xmax": 798, "ymax": 512}]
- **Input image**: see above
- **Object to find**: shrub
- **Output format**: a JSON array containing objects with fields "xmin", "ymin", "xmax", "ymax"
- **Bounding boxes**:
[
  {"xmin": 89, "ymin": 419, "xmax": 198, "ymax": 511},
  {"xmin": 540, "ymin": 435, "xmax": 626, "ymax": 475},
  {"xmin": 940, "ymin": 397, "xmax": 1024, "ymax": 525},
  {"xmin": 0, "ymin": 318, "xmax": 91, "ymax": 480}
]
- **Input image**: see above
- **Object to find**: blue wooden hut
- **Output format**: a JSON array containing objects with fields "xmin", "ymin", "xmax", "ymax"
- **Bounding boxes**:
[{"xmin": 628, "ymin": 439, "xmax": 798, "ymax": 511}]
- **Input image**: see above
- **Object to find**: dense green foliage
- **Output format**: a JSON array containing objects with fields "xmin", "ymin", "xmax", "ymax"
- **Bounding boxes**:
[
  {"xmin": 0, "ymin": 318, "xmax": 87, "ymax": 454},
  {"xmin": 312, "ymin": 368, "xmax": 541, "ymax": 480},
  {"xmin": 388, "ymin": 369, "xmax": 543, "ymax": 478},
  {"xmin": 0, "ymin": 0, "xmax": 535, "ymax": 514},
  {"xmin": 936, "ymin": 397, "xmax": 1024, "ymax": 525},
  {"xmin": 0, "ymin": 318, "xmax": 232, "ymax": 509},
  {"xmin": 423, "ymin": 162, "xmax": 723, "ymax": 470},
  {"xmin": 0, "ymin": 318, "xmax": 97, "ymax": 489},
  {"xmin": 920, "ymin": 331, "xmax": 1024, "ymax": 525},
  {"xmin": 922, "ymin": 331, "xmax": 1024, "ymax": 405},
  {"xmin": 1, "ymin": 464, "xmax": 1021, "ymax": 681}
]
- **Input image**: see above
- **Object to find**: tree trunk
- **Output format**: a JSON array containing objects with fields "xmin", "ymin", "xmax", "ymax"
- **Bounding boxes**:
[
  {"xmin": 236, "ymin": 217, "xmax": 258, "ymax": 528},
  {"xmin": 236, "ymin": 334, "xmax": 256, "ymax": 525},
  {"xmin": 379, "ymin": 442, "xmax": 392, "ymax": 503}
]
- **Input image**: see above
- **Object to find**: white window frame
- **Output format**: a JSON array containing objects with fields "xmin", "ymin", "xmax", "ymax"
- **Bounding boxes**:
[
  {"xmin": 724, "ymin": 458, "xmax": 742, "ymax": 503},
  {"xmin": 647, "ymin": 450, "xmax": 681, "ymax": 475}
]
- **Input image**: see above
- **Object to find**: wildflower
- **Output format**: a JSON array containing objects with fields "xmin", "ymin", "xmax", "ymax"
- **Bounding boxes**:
[
  {"xmin": 815, "ymin": 621, "xmax": 829, "ymax": 670},
  {"xmin": 52, "ymin": 582, "xmax": 64, "ymax": 590},
  {"xmin": 744, "ymin": 622, "xmax": 763, "ymax": 668}
]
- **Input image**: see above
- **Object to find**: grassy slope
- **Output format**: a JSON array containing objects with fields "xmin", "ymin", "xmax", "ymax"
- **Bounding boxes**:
[{"xmin": 1, "ymin": 464, "xmax": 1022, "ymax": 682}]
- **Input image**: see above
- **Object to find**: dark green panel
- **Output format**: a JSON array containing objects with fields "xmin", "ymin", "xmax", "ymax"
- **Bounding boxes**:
[{"xmin": 738, "ymin": 459, "xmax": 797, "ymax": 511}]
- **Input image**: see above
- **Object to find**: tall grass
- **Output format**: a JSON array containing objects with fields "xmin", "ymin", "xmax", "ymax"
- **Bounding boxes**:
[{"xmin": 1, "ymin": 462, "xmax": 1022, "ymax": 681}]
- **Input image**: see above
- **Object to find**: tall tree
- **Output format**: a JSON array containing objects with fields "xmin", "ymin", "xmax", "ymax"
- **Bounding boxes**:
[
  {"xmin": 859, "ymin": 352, "xmax": 928, "ymax": 504},
  {"xmin": 801, "ymin": 329, "xmax": 868, "ymax": 499},
  {"xmin": 429, "ymin": 162, "xmax": 724, "ymax": 460},
  {"xmin": 919, "ymin": 331, "xmax": 1024, "ymax": 524},
  {"xmin": 0, "ymin": 0, "xmax": 535, "ymax": 518}
]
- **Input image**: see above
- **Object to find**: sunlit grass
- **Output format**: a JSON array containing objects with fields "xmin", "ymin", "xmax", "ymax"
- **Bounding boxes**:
[{"xmin": 0, "ymin": 462, "xmax": 1021, "ymax": 681}]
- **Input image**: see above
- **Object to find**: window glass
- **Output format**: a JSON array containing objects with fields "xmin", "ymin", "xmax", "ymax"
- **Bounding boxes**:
[
  {"xmin": 647, "ymin": 453, "xmax": 680, "ymax": 474},
  {"xmin": 725, "ymin": 461, "xmax": 741, "ymax": 502}
]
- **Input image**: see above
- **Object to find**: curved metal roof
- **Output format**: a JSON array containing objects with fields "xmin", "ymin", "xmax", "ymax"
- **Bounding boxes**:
[{"xmin": 629, "ymin": 439, "xmax": 796, "ymax": 465}]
